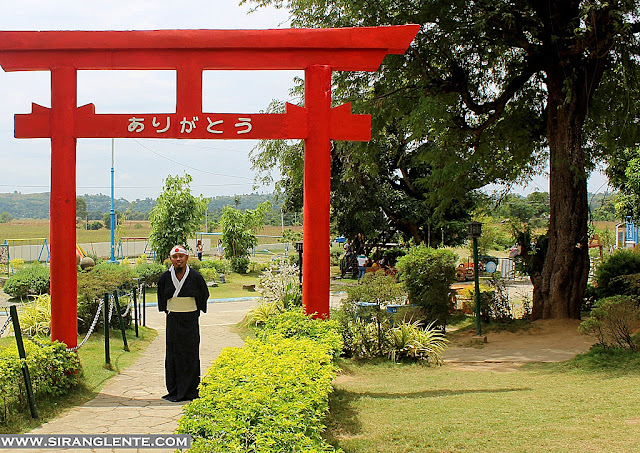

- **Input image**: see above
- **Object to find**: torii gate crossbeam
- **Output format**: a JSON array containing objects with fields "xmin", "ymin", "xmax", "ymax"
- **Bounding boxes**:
[{"xmin": 0, "ymin": 26, "xmax": 419, "ymax": 347}]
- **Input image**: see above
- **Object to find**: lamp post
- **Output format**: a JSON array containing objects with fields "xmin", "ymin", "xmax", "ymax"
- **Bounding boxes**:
[
  {"xmin": 294, "ymin": 241, "xmax": 303, "ymax": 287},
  {"xmin": 467, "ymin": 221, "xmax": 483, "ymax": 337},
  {"xmin": 109, "ymin": 138, "xmax": 116, "ymax": 263}
]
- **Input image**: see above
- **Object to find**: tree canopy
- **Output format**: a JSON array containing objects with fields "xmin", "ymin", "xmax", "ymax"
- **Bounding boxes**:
[
  {"xmin": 245, "ymin": 0, "xmax": 640, "ymax": 319},
  {"xmin": 148, "ymin": 174, "xmax": 208, "ymax": 262}
]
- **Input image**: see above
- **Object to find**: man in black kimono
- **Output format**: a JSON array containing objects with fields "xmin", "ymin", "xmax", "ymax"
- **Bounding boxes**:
[{"xmin": 157, "ymin": 245, "xmax": 209, "ymax": 402}]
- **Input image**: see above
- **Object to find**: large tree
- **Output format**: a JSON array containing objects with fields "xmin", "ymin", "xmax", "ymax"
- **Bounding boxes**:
[
  {"xmin": 149, "ymin": 174, "xmax": 208, "ymax": 262},
  {"xmin": 245, "ymin": 0, "xmax": 640, "ymax": 319}
]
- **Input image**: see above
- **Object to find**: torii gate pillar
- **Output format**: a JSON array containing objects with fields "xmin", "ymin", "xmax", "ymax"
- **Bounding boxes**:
[
  {"xmin": 0, "ymin": 26, "xmax": 419, "ymax": 345},
  {"xmin": 303, "ymin": 65, "xmax": 332, "ymax": 317},
  {"xmin": 50, "ymin": 67, "xmax": 79, "ymax": 346}
]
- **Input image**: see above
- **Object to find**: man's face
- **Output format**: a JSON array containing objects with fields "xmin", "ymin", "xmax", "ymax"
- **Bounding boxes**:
[{"xmin": 170, "ymin": 252, "xmax": 188, "ymax": 270}]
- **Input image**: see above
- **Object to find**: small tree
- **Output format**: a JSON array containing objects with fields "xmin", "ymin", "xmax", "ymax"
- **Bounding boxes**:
[
  {"xmin": 0, "ymin": 212, "xmax": 12, "ymax": 224},
  {"xmin": 148, "ymin": 174, "xmax": 208, "ymax": 262},
  {"xmin": 396, "ymin": 244, "xmax": 457, "ymax": 328},
  {"xmin": 76, "ymin": 197, "xmax": 88, "ymax": 221},
  {"xmin": 220, "ymin": 201, "xmax": 271, "ymax": 272}
]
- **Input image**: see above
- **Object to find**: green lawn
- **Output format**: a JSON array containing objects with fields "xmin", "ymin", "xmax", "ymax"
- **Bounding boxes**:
[
  {"xmin": 325, "ymin": 352, "xmax": 640, "ymax": 452},
  {"xmin": 141, "ymin": 271, "xmax": 263, "ymax": 304}
]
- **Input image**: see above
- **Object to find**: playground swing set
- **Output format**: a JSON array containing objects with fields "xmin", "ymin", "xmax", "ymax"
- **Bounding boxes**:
[
  {"xmin": 116, "ymin": 237, "xmax": 155, "ymax": 261},
  {"xmin": 0, "ymin": 238, "xmax": 50, "ymax": 276}
]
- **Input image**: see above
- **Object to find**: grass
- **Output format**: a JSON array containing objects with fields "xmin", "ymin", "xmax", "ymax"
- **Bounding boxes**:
[
  {"xmin": 0, "ymin": 220, "xmax": 152, "ymax": 244},
  {"xmin": 324, "ymin": 350, "xmax": 640, "ymax": 452},
  {"xmin": 0, "ymin": 326, "xmax": 156, "ymax": 434},
  {"xmin": 140, "ymin": 270, "xmax": 264, "ymax": 304},
  {"xmin": 0, "ymin": 220, "xmax": 298, "ymax": 244}
]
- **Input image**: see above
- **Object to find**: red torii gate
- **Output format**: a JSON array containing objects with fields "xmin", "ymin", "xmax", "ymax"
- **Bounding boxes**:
[{"xmin": 0, "ymin": 26, "xmax": 419, "ymax": 347}]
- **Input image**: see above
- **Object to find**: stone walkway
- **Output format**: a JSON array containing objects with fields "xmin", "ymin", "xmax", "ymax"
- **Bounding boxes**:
[{"xmin": 26, "ymin": 297, "xmax": 259, "ymax": 453}]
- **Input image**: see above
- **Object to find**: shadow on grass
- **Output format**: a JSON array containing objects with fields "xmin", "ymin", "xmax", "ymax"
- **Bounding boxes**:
[
  {"xmin": 338, "ymin": 386, "xmax": 532, "ymax": 400},
  {"xmin": 324, "ymin": 385, "xmax": 531, "ymax": 447},
  {"xmin": 325, "ymin": 387, "xmax": 363, "ymax": 442},
  {"xmin": 0, "ymin": 383, "xmax": 98, "ymax": 434}
]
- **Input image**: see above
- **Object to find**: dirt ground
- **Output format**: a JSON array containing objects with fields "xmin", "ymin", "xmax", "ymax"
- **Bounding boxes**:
[{"xmin": 444, "ymin": 319, "xmax": 597, "ymax": 371}]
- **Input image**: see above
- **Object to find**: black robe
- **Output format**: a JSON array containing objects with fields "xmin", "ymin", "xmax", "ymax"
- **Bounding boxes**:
[{"xmin": 157, "ymin": 267, "xmax": 209, "ymax": 402}]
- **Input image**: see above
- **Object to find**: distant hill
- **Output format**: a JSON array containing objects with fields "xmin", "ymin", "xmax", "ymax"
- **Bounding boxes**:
[
  {"xmin": 0, "ymin": 192, "xmax": 50, "ymax": 219},
  {"xmin": 0, "ymin": 192, "xmax": 288, "ymax": 221}
]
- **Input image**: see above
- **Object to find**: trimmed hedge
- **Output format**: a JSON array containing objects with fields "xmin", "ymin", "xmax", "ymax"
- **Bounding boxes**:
[
  {"xmin": 0, "ymin": 341, "xmax": 81, "ymax": 420},
  {"xmin": 256, "ymin": 308, "xmax": 344, "ymax": 359},
  {"xmin": 3, "ymin": 264, "xmax": 50, "ymax": 299},
  {"xmin": 177, "ymin": 308, "xmax": 342, "ymax": 452},
  {"xmin": 77, "ymin": 263, "xmax": 136, "ymax": 332},
  {"xmin": 396, "ymin": 245, "xmax": 457, "ymax": 328},
  {"xmin": 133, "ymin": 262, "xmax": 166, "ymax": 286},
  {"xmin": 178, "ymin": 338, "xmax": 338, "ymax": 452}
]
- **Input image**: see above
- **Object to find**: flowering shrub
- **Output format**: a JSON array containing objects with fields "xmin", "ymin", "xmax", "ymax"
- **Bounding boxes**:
[{"xmin": 256, "ymin": 263, "xmax": 301, "ymax": 308}]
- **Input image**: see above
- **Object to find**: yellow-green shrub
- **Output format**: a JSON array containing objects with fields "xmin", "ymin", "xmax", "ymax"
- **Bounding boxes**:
[
  {"xmin": 0, "ymin": 341, "xmax": 81, "ymax": 421},
  {"xmin": 177, "ymin": 337, "xmax": 340, "ymax": 452}
]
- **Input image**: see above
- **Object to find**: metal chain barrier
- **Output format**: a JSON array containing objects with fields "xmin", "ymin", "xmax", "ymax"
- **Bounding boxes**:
[
  {"xmin": 121, "ymin": 292, "xmax": 134, "ymax": 318},
  {"xmin": 0, "ymin": 315, "xmax": 12, "ymax": 337},
  {"xmin": 108, "ymin": 295, "xmax": 114, "ymax": 323},
  {"xmin": 23, "ymin": 330, "xmax": 50, "ymax": 349},
  {"xmin": 67, "ymin": 297, "xmax": 105, "ymax": 352},
  {"xmin": 7, "ymin": 285, "xmax": 136, "ymax": 353}
]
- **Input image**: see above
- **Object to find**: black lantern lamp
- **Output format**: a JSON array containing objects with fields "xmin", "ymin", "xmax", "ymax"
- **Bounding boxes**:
[
  {"xmin": 294, "ymin": 241, "xmax": 303, "ymax": 286},
  {"xmin": 467, "ymin": 221, "xmax": 483, "ymax": 239}
]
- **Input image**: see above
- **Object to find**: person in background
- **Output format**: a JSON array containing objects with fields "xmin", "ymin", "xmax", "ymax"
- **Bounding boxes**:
[
  {"xmin": 216, "ymin": 239, "xmax": 224, "ymax": 260},
  {"xmin": 196, "ymin": 240, "xmax": 203, "ymax": 261},
  {"xmin": 356, "ymin": 252, "xmax": 369, "ymax": 281},
  {"xmin": 157, "ymin": 245, "xmax": 209, "ymax": 402}
]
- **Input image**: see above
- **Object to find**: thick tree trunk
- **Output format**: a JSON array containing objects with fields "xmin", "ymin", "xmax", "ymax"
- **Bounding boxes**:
[{"xmin": 532, "ymin": 74, "xmax": 590, "ymax": 320}]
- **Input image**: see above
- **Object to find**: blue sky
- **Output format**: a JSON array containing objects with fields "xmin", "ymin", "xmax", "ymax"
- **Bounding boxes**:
[
  {"xmin": 0, "ymin": 1, "xmax": 611, "ymax": 201},
  {"xmin": 0, "ymin": 0, "xmax": 299, "ymax": 200}
]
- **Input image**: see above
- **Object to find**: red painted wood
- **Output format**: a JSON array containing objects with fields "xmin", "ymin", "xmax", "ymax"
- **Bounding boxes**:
[
  {"xmin": 49, "ymin": 67, "xmax": 78, "ymax": 348},
  {"xmin": 16, "ymin": 103, "xmax": 310, "ymax": 139},
  {"xmin": 303, "ymin": 65, "xmax": 332, "ymax": 319},
  {"xmin": 0, "ymin": 26, "xmax": 419, "ymax": 52},
  {"xmin": 0, "ymin": 49, "xmax": 390, "ymax": 72},
  {"xmin": 0, "ymin": 26, "xmax": 420, "ymax": 72},
  {"xmin": 15, "ymin": 102, "xmax": 371, "ymax": 141}
]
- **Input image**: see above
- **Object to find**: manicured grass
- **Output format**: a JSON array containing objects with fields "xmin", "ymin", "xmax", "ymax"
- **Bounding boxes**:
[
  {"xmin": 141, "ymin": 271, "xmax": 263, "ymax": 304},
  {"xmin": 0, "ymin": 327, "xmax": 156, "ymax": 434},
  {"xmin": 325, "ymin": 353, "xmax": 640, "ymax": 452},
  {"xmin": 208, "ymin": 272, "xmax": 263, "ymax": 299}
]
